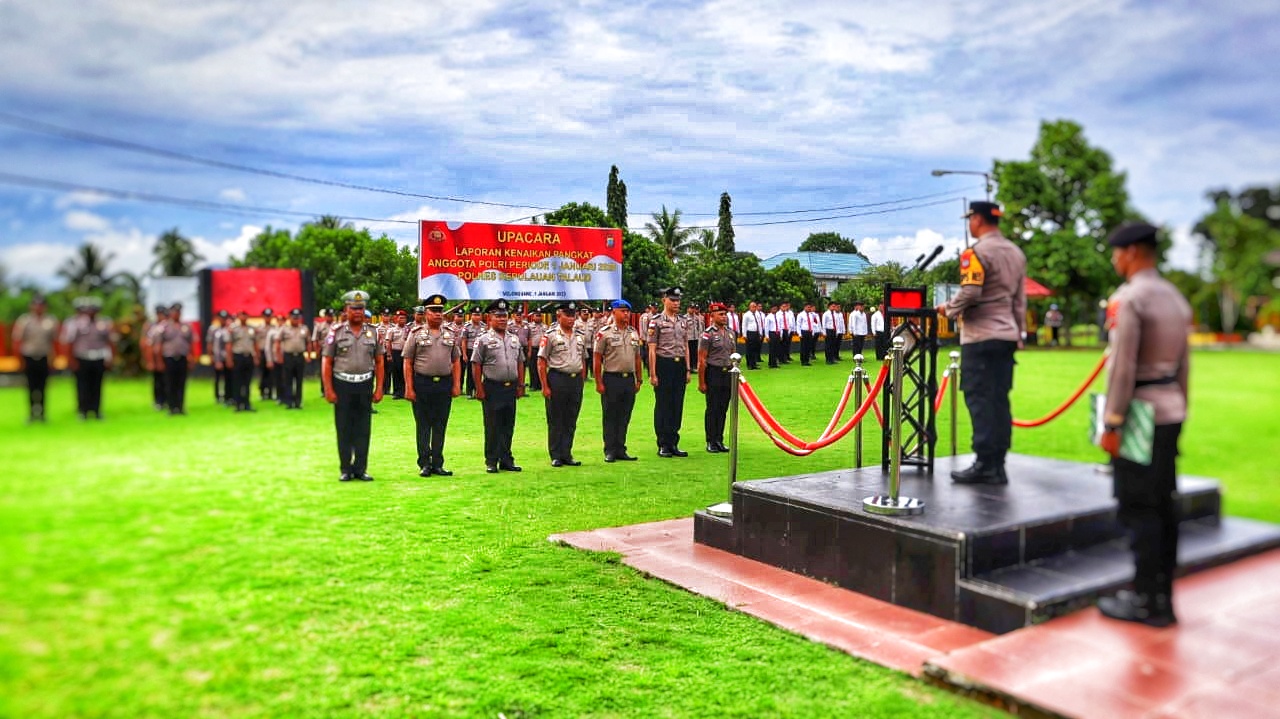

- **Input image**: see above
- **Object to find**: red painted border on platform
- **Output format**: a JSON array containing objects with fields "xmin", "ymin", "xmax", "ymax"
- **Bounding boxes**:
[{"xmin": 551, "ymin": 518, "xmax": 1280, "ymax": 719}]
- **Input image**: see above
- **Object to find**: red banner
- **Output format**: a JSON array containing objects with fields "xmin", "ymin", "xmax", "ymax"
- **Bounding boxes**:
[
  {"xmin": 210, "ymin": 268, "xmax": 302, "ymax": 316},
  {"xmin": 418, "ymin": 221, "xmax": 622, "ymax": 301}
]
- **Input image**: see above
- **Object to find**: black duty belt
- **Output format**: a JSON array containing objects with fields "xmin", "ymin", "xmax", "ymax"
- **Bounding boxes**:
[
  {"xmin": 285, "ymin": 352, "xmax": 305, "ymax": 356},
  {"xmin": 551, "ymin": 369, "xmax": 580, "ymax": 378},
  {"xmin": 484, "ymin": 379, "xmax": 516, "ymax": 387},
  {"xmin": 707, "ymin": 364, "xmax": 730, "ymax": 372},
  {"xmin": 1135, "ymin": 375, "xmax": 1178, "ymax": 388},
  {"xmin": 605, "ymin": 371, "xmax": 634, "ymax": 378},
  {"xmin": 416, "ymin": 373, "xmax": 451, "ymax": 382},
  {"xmin": 658, "ymin": 355, "xmax": 684, "ymax": 362}
]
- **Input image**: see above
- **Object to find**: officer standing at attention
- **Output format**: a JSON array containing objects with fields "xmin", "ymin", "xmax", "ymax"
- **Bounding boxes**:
[
  {"xmin": 157, "ymin": 303, "xmax": 196, "ymax": 415},
  {"xmin": 648, "ymin": 286, "xmax": 691, "ymax": 457},
  {"xmin": 472, "ymin": 299, "xmax": 525, "ymax": 473},
  {"xmin": 937, "ymin": 201, "xmax": 1028, "ymax": 485},
  {"xmin": 594, "ymin": 299, "xmax": 643, "ymax": 462},
  {"xmin": 310, "ymin": 308, "xmax": 333, "ymax": 395},
  {"xmin": 63, "ymin": 296, "xmax": 116, "ymax": 420},
  {"xmin": 1095, "ymin": 222, "xmax": 1191, "ymax": 627},
  {"xmin": 462, "ymin": 307, "xmax": 487, "ymax": 398},
  {"xmin": 698, "ymin": 302, "xmax": 737, "ymax": 453},
  {"xmin": 638, "ymin": 303, "xmax": 656, "ymax": 372},
  {"xmin": 277, "ymin": 308, "xmax": 310, "ymax": 409},
  {"xmin": 525, "ymin": 308, "xmax": 547, "ymax": 391},
  {"xmin": 226, "ymin": 310, "xmax": 258, "ymax": 412},
  {"xmin": 404, "ymin": 294, "xmax": 461, "ymax": 477},
  {"xmin": 386, "ymin": 310, "xmax": 409, "ymax": 399},
  {"xmin": 12, "ymin": 294, "xmax": 59, "ymax": 422},
  {"xmin": 323, "ymin": 291, "xmax": 384, "ymax": 482},
  {"xmin": 538, "ymin": 302, "xmax": 588, "ymax": 467},
  {"xmin": 144, "ymin": 305, "xmax": 168, "ymax": 410},
  {"xmin": 258, "ymin": 308, "xmax": 277, "ymax": 401},
  {"xmin": 683, "ymin": 304, "xmax": 704, "ymax": 370},
  {"xmin": 207, "ymin": 309, "xmax": 230, "ymax": 405}
]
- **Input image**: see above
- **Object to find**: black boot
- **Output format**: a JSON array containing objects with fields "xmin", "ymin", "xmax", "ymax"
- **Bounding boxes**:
[
  {"xmin": 1098, "ymin": 590, "xmax": 1176, "ymax": 627},
  {"xmin": 951, "ymin": 460, "xmax": 1007, "ymax": 485}
]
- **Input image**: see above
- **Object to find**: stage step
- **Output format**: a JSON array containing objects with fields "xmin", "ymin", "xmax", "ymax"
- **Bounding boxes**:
[{"xmin": 957, "ymin": 516, "xmax": 1280, "ymax": 634}]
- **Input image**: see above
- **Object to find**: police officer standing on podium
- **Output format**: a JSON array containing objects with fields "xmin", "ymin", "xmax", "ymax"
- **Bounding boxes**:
[
  {"xmin": 323, "ymin": 290, "xmax": 384, "ymax": 481},
  {"xmin": 538, "ymin": 301, "xmax": 588, "ymax": 467},
  {"xmin": 937, "ymin": 201, "xmax": 1027, "ymax": 485},
  {"xmin": 1096, "ymin": 222, "xmax": 1191, "ymax": 627},
  {"xmin": 472, "ymin": 299, "xmax": 525, "ymax": 473},
  {"xmin": 404, "ymin": 294, "xmax": 461, "ymax": 477},
  {"xmin": 698, "ymin": 302, "xmax": 736, "ymax": 453},
  {"xmin": 595, "ymin": 299, "xmax": 642, "ymax": 462},
  {"xmin": 648, "ymin": 286, "xmax": 690, "ymax": 457}
]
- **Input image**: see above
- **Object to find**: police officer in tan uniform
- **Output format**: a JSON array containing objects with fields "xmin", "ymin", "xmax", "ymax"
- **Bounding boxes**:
[
  {"xmin": 938, "ymin": 201, "xmax": 1027, "ymax": 485},
  {"xmin": 62, "ymin": 296, "xmax": 116, "ymax": 420},
  {"xmin": 323, "ymin": 290, "xmax": 385, "ymax": 481},
  {"xmin": 1095, "ymin": 222, "xmax": 1191, "ymax": 627},
  {"xmin": 157, "ymin": 303, "xmax": 196, "ymax": 415},
  {"xmin": 207, "ymin": 309, "xmax": 231, "ymax": 405},
  {"xmin": 12, "ymin": 294, "xmax": 59, "ymax": 422},
  {"xmin": 226, "ymin": 311, "xmax": 258, "ymax": 412},
  {"xmin": 525, "ymin": 308, "xmax": 547, "ymax": 391},
  {"xmin": 258, "ymin": 309, "xmax": 277, "ymax": 401},
  {"xmin": 698, "ymin": 302, "xmax": 737, "ymax": 453},
  {"xmin": 472, "ymin": 299, "xmax": 525, "ymax": 473},
  {"xmin": 404, "ymin": 294, "xmax": 462, "ymax": 477},
  {"xmin": 461, "ymin": 307, "xmax": 487, "ymax": 398},
  {"xmin": 385, "ymin": 310, "xmax": 410, "ymax": 399},
  {"xmin": 683, "ymin": 304, "xmax": 704, "ymax": 370},
  {"xmin": 594, "ymin": 299, "xmax": 642, "ymax": 462},
  {"xmin": 648, "ymin": 286, "xmax": 691, "ymax": 457},
  {"xmin": 277, "ymin": 308, "xmax": 310, "ymax": 409},
  {"xmin": 310, "ymin": 308, "xmax": 333, "ymax": 396},
  {"xmin": 144, "ymin": 304, "xmax": 168, "ymax": 410},
  {"xmin": 538, "ymin": 302, "xmax": 588, "ymax": 467}
]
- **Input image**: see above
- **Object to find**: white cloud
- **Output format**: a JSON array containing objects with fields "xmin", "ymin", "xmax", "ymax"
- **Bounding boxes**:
[
  {"xmin": 63, "ymin": 210, "xmax": 111, "ymax": 232},
  {"xmin": 54, "ymin": 191, "xmax": 112, "ymax": 210},
  {"xmin": 858, "ymin": 228, "xmax": 965, "ymax": 267},
  {"xmin": 218, "ymin": 187, "xmax": 247, "ymax": 202},
  {"xmin": 190, "ymin": 224, "xmax": 261, "ymax": 268},
  {"xmin": 0, "ymin": 242, "xmax": 78, "ymax": 286}
]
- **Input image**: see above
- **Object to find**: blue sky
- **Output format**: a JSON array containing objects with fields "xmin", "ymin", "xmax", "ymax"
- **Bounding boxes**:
[{"xmin": 1, "ymin": 0, "xmax": 1277, "ymax": 289}]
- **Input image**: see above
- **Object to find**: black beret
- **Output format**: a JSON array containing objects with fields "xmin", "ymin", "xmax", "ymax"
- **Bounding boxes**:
[
  {"xmin": 424, "ymin": 294, "xmax": 447, "ymax": 310},
  {"xmin": 289, "ymin": 308, "xmax": 302, "ymax": 317},
  {"xmin": 1107, "ymin": 222, "xmax": 1158, "ymax": 248},
  {"xmin": 963, "ymin": 201, "xmax": 1003, "ymax": 220},
  {"xmin": 262, "ymin": 307, "xmax": 274, "ymax": 317},
  {"xmin": 470, "ymin": 306, "xmax": 483, "ymax": 314},
  {"xmin": 485, "ymin": 299, "xmax": 510, "ymax": 314},
  {"xmin": 217, "ymin": 309, "xmax": 230, "ymax": 319},
  {"xmin": 556, "ymin": 301, "xmax": 578, "ymax": 313},
  {"xmin": 662, "ymin": 286, "xmax": 683, "ymax": 299}
]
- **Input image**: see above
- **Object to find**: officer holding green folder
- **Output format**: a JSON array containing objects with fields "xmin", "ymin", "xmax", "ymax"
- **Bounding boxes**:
[{"xmin": 1096, "ymin": 222, "xmax": 1191, "ymax": 628}]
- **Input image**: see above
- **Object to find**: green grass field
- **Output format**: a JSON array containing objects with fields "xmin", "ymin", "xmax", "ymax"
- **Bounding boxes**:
[{"xmin": 1, "ymin": 349, "xmax": 1277, "ymax": 718}]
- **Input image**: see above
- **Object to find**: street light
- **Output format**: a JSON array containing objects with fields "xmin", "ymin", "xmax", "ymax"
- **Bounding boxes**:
[{"xmin": 931, "ymin": 169, "xmax": 993, "ymax": 201}]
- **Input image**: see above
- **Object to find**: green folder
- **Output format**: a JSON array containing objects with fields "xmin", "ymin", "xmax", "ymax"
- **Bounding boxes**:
[{"xmin": 1090, "ymin": 394, "xmax": 1154, "ymax": 465}]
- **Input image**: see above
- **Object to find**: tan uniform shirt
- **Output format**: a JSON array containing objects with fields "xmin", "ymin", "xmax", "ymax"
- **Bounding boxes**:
[
  {"xmin": 647, "ymin": 312, "xmax": 688, "ymax": 359},
  {"xmin": 310, "ymin": 320, "xmax": 331, "ymax": 345},
  {"xmin": 698, "ymin": 325, "xmax": 737, "ymax": 367},
  {"xmin": 278, "ymin": 323, "xmax": 309, "ymax": 354},
  {"xmin": 159, "ymin": 319, "xmax": 193, "ymax": 358},
  {"xmin": 404, "ymin": 325, "xmax": 461, "ymax": 376},
  {"xmin": 594, "ymin": 323, "xmax": 641, "ymax": 373},
  {"xmin": 323, "ymin": 323, "xmax": 380, "ymax": 375},
  {"xmin": 471, "ymin": 329, "xmax": 523, "ymax": 382},
  {"xmin": 229, "ymin": 324, "xmax": 256, "ymax": 354},
  {"xmin": 943, "ymin": 230, "xmax": 1027, "ymax": 344},
  {"xmin": 1104, "ymin": 268, "xmax": 1192, "ymax": 426},
  {"xmin": 63, "ymin": 315, "xmax": 114, "ymax": 360},
  {"xmin": 14, "ymin": 313, "xmax": 57, "ymax": 358},
  {"xmin": 538, "ymin": 325, "xmax": 586, "ymax": 373},
  {"xmin": 387, "ymin": 325, "xmax": 408, "ymax": 352}
]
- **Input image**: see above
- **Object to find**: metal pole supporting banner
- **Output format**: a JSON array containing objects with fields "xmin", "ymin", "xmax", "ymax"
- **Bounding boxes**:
[
  {"xmin": 707, "ymin": 352, "xmax": 741, "ymax": 518},
  {"xmin": 853, "ymin": 354, "xmax": 865, "ymax": 468},
  {"xmin": 863, "ymin": 337, "xmax": 925, "ymax": 516},
  {"xmin": 948, "ymin": 350, "xmax": 960, "ymax": 457}
]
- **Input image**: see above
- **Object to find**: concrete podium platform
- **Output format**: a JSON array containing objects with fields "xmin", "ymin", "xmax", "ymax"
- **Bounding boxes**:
[{"xmin": 694, "ymin": 453, "xmax": 1280, "ymax": 634}]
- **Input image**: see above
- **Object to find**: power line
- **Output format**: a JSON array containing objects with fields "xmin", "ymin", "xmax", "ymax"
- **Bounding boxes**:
[
  {"xmin": 0, "ymin": 111, "xmax": 556, "ymax": 211},
  {"xmin": 681, "ymin": 187, "xmax": 979, "ymax": 216},
  {"xmin": 633, "ymin": 195, "xmax": 968, "ymax": 231}
]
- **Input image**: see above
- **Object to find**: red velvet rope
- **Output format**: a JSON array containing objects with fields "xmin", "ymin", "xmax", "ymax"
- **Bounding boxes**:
[
  {"xmin": 863, "ymin": 378, "xmax": 885, "ymax": 427},
  {"xmin": 1011, "ymin": 351, "xmax": 1109, "ymax": 428},
  {"xmin": 934, "ymin": 372, "xmax": 950, "ymax": 414},
  {"xmin": 738, "ymin": 364, "xmax": 890, "ymax": 453}
]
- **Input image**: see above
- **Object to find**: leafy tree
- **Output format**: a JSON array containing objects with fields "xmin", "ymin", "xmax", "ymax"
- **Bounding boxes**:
[
  {"xmin": 150, "ymin": 227, "xmax": 205, "ymax": 277},
  {"xmin": 620, "ymin": 232, "xmax": 673, "ymax": 308},
  {"xmin": 676, "ymin": 252, "xmax": 771, "ymax": 309},
  {"xmin": 234, "ymin": 224, "xmax": 418, "ymax": 311},
  {"xmin": 310, "ymin": 215, "xmax": 354, "ymax": 230},
  {"xmin": 57, "ymin": 243, "xmax": 120, "ymax": 294},
  {"xmin": 606, "ymin": 166, "xmax": 627, "ymax": 229},
  {"xmin": 1193, "ymin": 196, "xmax": 1280, "ymax": 331},
  {"xmin": 798, "ymin": 231, "xmax": 865, "ymax": 258},
  {"xmin": 765, "ymin": 258, "xmax": 820, "ymax": 307},
  {"xmin": 832, "ymin": 261, "xmax": 911, "ymax": 308},
  {"xmin": 644, "ymin": 205, "xmax": 696, "ymax": 262},
  {"xmin": 996, "ymin": 119, "xmax": 1136, "ymax": 344},
  {"xmin": 716, "ymin": 192, "xmax": 735, "ymax": 253},
  {"xmin": 542, "ymin": 201, "xmax": 611, "ymax": 228}
]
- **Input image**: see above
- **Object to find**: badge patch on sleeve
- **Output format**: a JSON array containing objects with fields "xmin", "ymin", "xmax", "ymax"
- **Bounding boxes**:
[{"xmin": 959, "ymin": 248, "xmax": 985, "ymax": 287}]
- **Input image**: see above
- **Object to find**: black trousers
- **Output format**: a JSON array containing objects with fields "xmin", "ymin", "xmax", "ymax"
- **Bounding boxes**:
[
  {"xmin": 703, "ymin": 364, "xmax": 731, "ymax": 445},
  {"xmin": 799, "ymin": 331, "xmax": 816, "ymax": 364},
  {"xmin": 960, "ymin": 340, "xmax": 1017, "ymax": 465},
  {"xmin": 163, "ymin": 356, "xmax": 188, "ymax": 413},
  {"xmin": 768, "ymin": 332, "xmax": 781, "ymax": 367},
  {"xmin": 389, "ymin": 351, "xmax": 405, "ymax": 397},
  {"xmin": 152, "ymin": 369, "xmax": 167, "ymax": 408},
  {"xmin": 545, "ymin": 370, "xmax": 584, "ymax": 461},
  {"xmin": 824, "ymin": 331, "xmax": 840, "ymax": 363},
  {"xmin": 232, "ymin": 353, "xmax": 255, "ymax": 410},
  {"xmin": 687, "ymin": 340, "xmax": 699, "ymax": 370},
  {"xmin": 333, "ymin": 378, "xmax": 373, "ymax": 475},
  {"xmin": 745, "ymin": 331, "xmax": 762, "ymax": 369},
  {"xmin": 412, "ymin": 374, "xmax": 453, "ymax": 470},
  {"xmin": 213, "ymin": 363, "xmax": 227, "ymax": 402},
  {"xmin": 653, "ymin": 356, "xmax": 688, "ymax": 449},
  {"xmin": 281, "ymin": 353, "xmax": 305, "ymax": 407},
  {"xmin": 781, "ymin": 331, "xmax": 793, "ymax": 361},
  {"xmin": 875, "ymin": 331, "xmax": 888, "ymax": 360},
  {"xmin": 23, "ymin": 355, "xmax": 49, "ymax": 419},
  {"xmin": 482, "ymin": 379, "xmax": 518, "ymax": 466},
  {"xmin": 601, "ymin": 372, "xmax": 638, "ymax": 456},
  {"xmin": 462, "ymin": 358, "xmax": 477, "ymax": 397},
  {"xmin": 1114, "ymin": 423, "xmax": 1182, "ymax": 598},
  {"xmin": 527, "ymin": 351, "xmax": 543, "ymax": 391},
  {"xmin": 259, "ymin": 351, "xmax": 274, "ymax": 398},
  {"xmin": 850, "ymin": 335, "xmax": 866, "ymax": 357},
  {"xmin": 75, "ymin": 358, "xmax": 105, "ymax": 416}
]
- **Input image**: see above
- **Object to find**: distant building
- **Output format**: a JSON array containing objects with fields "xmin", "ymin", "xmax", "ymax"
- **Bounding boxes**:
[{"xmin": 760, "ymin": 252, "xmax": 873, "ymax": 297}]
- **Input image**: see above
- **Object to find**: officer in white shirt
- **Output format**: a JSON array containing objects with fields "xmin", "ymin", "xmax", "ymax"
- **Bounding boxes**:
[
  {"xmin": 822, "ymin": 301, "xmax": 846, "ymax": 364},
  {"xmin": 848, "ymin": 301, "xmax": 870, "ymax": 357},
  {"xmin": 795, "ymin": 302, "xmax": 819, "ymax": 366},
  {"xmin": 870, "ymin": 305, "xmax": 887, "ymax": 360},
  {"xmin": 741, "ymin": 301, "xmax": 767, "ymax": 370}
]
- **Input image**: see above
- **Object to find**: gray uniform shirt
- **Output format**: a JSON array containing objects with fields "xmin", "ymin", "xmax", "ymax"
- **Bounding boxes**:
[
  {"xmin": 470, "ymin": 328, "xmax": 523, "ymax": 382},
  {"xmin": 594, "ymin": 323, "xmax": 641, "ymax": 373},
  {"xmin": 159, "ymin": 319, "xmax": 193, "ymax": 358},
  {"xmin": 323, "ymin": 323, "xmax": 380, "ymax": 375},
  {"xmin": 310, "ymin": 320, "xmax": 331, "ymax": 345},
  {"xmin": 63, "ymin": 315, "xmax": 114, "ymax": 359},
  {"xmin": 943, "ymin": 230, "xmax": 1028, "ymax": 344},
  {"xmin": 404, "ymin": 325, "xmax": 460, "ymax": 376},
  {"xmin": 278, "ymin": 323, "xmax": 309, "ymax": 354},
  {"xmin": 1104, "ymin": 268, "xmax": 1192, "ymax": 426},
  {"xmin": 698, "ymin": 325, "xmax": 737, "ymax": 367},
  {"xmin": 229, "ymin": 324, "xmax": 256, "ymax": 354},
  {"xmin": 647, "ymin": 312, "xmax": 688, "ymax": 359},
  {"xmin": 14, "ymin": 313, "xmax": 57, "ymax": 358},
  {"xmin": 538, "ymin": 325, "xmax": 586, "ymax": 373}
]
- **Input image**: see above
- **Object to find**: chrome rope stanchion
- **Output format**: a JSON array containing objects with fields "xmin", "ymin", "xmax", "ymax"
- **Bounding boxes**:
[
  {"xmin": 706, "ymin": 352, "xmax": 741, "ymax": 518},
  {"xmin": 948, "ymin": 350, "xmax": 960, "ymax": 457},
  {"xmin": 863, "ymin": 337, "xmax": 925, "ymax": 516},
  {"xmin": 852, "ymin": 354, "xmax": 865, "ymax": 468}
]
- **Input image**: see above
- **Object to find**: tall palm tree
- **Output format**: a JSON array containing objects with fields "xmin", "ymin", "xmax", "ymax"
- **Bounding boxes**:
[
  {"xmin": 644, "ymin": 206, "xmax": 695, "ymax": 262},
  {"xmin": 150, "ymin": 228, "xmax": 205, "ymax": 277},
  {"xmin": 310, "ymin": 215, "xmax": 353, "ymax": 230},
  {"xmin": 57, "ymin": 243, "xmax": 118, "ymax": 293},
  {"xmin": 693, "ymin": 228, "xmax": 719, "ymax": 260}
]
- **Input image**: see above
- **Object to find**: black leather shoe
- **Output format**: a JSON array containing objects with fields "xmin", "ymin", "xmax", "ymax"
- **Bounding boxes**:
[
  {"xmin": 339, "ymin": 473, "xmax": 354, "ymax": 482},
  {"xmin": 617, "ymin": 453, "xmax": 638, "ymax": 461},
  {"xmin": 706, "ymin": 443, "xmax": 722, "ymax": 453},
  {"xmin": 419, "ymin": 467, "xmax": 433, "ymax": 477},
  {"xmin": 499, "ymin": 463, "xmax": 522, "ymax": 472},
  {"xmin": 715, "ymin": 442, "xmax": 730, "ymax": 453},
  {"xmin": 658, "ymin": 447, "xmax": 674, "ymax": 458},
  {"xmin": 1098, "ymin": 590, "xmax": 1177, "ymax": 627},
  {"xmin": 670, "ymin": 447, "xmax": 689, "ymax": 457},
  {"xmin": 486, "ymin": 465, "xmax": 499, "ymax": 473},
  {"xmin": 604, "ymin": 453, "xmax": 616, "ymax": 463},
  {"xmin": 951, "ymin": 461, "xmax": 1008, "ymax": 485},
  {"xmin": 551, "ymin": 459, "xmax": 564, "ymax": 467},
  {"xmin": 357, "ymin": 473, "xmax": 374, "ymax": 481},
  {"xmin": 563, "ymin": 458, "xmax": 581, "ymax": 466},
  {"xmin": 433, "ymin": 467, "xmax": 453, "ymax": 477}
]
